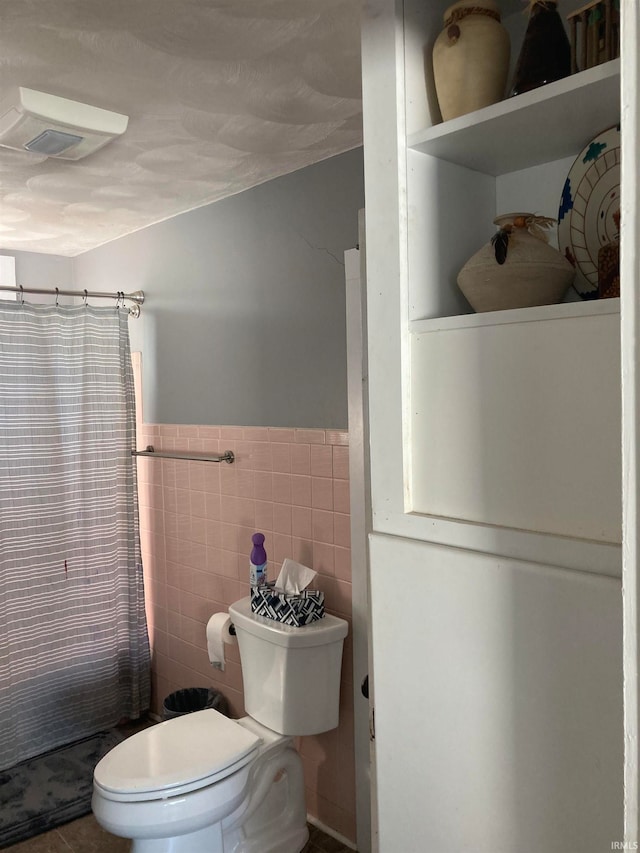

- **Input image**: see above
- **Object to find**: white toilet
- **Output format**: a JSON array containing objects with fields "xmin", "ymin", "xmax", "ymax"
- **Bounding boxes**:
[{"xmin": 92, "ymin": 596, "xmax": 348, "ymax": 853}]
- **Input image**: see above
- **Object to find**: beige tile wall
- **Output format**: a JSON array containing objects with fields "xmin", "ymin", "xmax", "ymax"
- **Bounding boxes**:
[{"xmin": 136, "ymin": 424, "xmax": 355, "ymax": 842}]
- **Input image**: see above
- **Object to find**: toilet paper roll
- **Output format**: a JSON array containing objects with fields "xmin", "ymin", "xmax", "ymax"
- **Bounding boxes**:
[{"xmin": 206, "ymin": 612, "xmax": 236, "ymax": 671}]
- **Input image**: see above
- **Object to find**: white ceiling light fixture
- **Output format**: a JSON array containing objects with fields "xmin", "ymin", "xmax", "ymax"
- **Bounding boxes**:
[{"xmin": 0, "ymin": 88, "xmax": 128, "ymax": 160}]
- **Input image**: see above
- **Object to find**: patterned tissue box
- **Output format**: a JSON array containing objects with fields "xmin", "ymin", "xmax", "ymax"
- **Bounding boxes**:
[{"xmin": 250, "ymin": 581, "xmax": 325, "ymax": 627}]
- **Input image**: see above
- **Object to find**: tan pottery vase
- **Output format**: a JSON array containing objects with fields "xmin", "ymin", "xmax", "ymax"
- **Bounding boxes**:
[
  {"xmin": 457, "ymin": 213, "xmax": 576, "ymax": 313},
  {"xmin": 432, "ymin": 0, "xmax": 510, "ymax": 121}
]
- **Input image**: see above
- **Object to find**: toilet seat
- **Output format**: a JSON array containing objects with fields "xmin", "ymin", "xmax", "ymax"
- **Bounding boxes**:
[{"xmin": 94, "ymin": 710, "xmax": 261, "ymax": 802}]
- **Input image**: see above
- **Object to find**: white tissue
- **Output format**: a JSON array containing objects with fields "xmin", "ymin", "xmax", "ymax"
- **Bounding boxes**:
[
  {"xmin": 206, "ymin": 612, "xmax": 236, "ymax": 671},
  {"xmin": 275, "ymin": 558, "xmax": 317, "ymax": 594}
]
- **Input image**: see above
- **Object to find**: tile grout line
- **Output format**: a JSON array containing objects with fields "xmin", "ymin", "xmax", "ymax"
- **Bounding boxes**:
[{"xmin": 52, "ymin": 828, "xmax": 75, "ymax": 852}]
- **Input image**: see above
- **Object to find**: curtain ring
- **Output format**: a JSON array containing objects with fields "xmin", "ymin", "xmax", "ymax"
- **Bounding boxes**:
[
  {"xmin": 19, "ymin": 285, "xmax": 24, "ymax": 305},
  {"xmin": 83, "ymin": 289, "xmax": 88, "ymax": 307},
  {"xmin": 55, "ymin": 287, "xmax": 59, "ymax": 307}
]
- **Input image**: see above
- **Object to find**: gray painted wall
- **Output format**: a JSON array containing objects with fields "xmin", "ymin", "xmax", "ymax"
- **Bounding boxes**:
[
  {"xmin": 8, "ymin": 252, "xmax": 75, "ymax": 297},
  {"xmin": 3, "ymin": 149, "xmax": 363, "ymax": 427},
  {"xmin": 73, "ymin": 148, "xmax": 364, "ymax": 428}
]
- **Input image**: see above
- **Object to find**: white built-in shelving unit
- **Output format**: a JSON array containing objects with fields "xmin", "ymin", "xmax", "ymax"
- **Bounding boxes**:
[
  {"xmin": 361, "ymin": 3, "xmax": 638, "ymax": 848},
  {"xmin": 365, "ymin": 0, "xmax": 623, "ymax": 572}
]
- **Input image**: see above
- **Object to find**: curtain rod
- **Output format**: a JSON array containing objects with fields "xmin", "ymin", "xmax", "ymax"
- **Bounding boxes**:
[{"xmin": 0, "ymin": 285, "xmax": 145, "ymax": 317}]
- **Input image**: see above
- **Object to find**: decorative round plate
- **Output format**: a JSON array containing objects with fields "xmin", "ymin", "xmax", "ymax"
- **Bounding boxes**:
[{"xmin": 557, "ymin": 125, "xmax": 621, "ymax": 299}]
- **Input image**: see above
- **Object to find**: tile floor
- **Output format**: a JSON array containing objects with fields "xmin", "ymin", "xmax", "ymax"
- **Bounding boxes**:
[{"xmin": 4, "ymin": 814, "xmax": 353, "ymax": 853}]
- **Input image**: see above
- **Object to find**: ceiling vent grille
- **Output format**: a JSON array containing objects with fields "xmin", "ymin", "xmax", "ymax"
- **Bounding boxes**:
[{"xmin": 0, "ymin": 88, "xmax": 128, "ymax": 160}]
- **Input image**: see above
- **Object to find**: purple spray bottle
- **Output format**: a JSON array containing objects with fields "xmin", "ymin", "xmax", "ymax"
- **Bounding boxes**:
[{"xmin": 249, "ymin": 532, "xmax": 267, "ymax": 587}]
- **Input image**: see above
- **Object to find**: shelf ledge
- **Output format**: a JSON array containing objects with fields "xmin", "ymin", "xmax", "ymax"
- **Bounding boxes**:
[
  {"xmin": 407, "ymin": 59, "xmax": 620, "ymax": 176},
  {"xmin": 410, "ymin": 297, "xmax": 620, "ymax": 334}
]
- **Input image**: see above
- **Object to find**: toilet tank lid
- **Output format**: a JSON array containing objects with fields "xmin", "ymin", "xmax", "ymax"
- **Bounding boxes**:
[{"xmin": 229, "ymin": 597, "xmax": 348, "ymax": 648}]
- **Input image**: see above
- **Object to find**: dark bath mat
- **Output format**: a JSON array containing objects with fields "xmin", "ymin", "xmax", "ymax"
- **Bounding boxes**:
[{"xmin": 0, "ymin": 729, "xmax": 123, "ymax": 849}]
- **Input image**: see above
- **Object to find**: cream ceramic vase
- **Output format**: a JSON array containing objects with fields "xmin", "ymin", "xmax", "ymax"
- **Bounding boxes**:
[
  {"xmin": 457, "ymin": 213, "xmax": 576, "ymax": 313},
  {"xmin": 432, "ymin": 0, "xmax": 510, "ymax": 122}
]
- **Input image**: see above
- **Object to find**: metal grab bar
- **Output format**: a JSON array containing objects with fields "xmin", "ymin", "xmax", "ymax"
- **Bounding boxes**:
[{"xmin": 132, "ymin": 445, "xmax": 235, "ymax": 464}]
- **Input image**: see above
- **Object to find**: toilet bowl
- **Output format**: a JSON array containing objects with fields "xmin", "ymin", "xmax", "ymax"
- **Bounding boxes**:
[
  {"xmin": 92, "ymin": 710, "xmax": 308, "ymax": 853},
  {"xmin": 92, "ymin": 597, "xmax": 348, "ymax": 853}
]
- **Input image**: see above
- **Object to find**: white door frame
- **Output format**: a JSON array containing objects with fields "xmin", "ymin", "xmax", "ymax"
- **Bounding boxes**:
[
  {"xmin": 621, "ymin": 0, "xmax": 640, "ymax": 841},
  {"xmin": 345, "ymin": 211, "xmax": 377, "ymax": 853}
]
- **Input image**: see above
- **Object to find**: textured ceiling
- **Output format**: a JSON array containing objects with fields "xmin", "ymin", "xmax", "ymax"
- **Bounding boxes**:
[{"xmin": 0, "ymin": 0, "xmax": 362, "ymax": 256}]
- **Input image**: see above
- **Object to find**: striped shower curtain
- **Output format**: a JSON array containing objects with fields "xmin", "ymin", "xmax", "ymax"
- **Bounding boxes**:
[{"xmin": 0, "ymin": 301, "xmax": 150, "ymax": 771}]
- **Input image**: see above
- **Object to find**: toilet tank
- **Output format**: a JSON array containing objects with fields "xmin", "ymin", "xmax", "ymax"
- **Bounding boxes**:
[{"xmin": 228, "ymin": 597, "xmax": 348, "ymax": 736}]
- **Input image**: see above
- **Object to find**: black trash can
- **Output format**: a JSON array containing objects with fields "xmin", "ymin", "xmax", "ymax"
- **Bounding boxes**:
[{"xmin": 162, "ymin": 687, "xmax": 229, "ymax": 720}]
